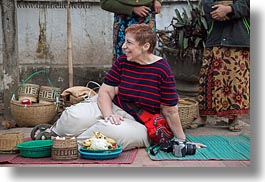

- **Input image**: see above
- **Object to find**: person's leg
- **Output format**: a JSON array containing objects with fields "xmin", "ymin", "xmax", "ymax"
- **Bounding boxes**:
[
  {"xmin": 78, "ymin": 118, "xmax": 150, "ymax": 151},
  {"xmin": 51, "ymin": 101, "xmax": 102, "ymax": 136},
  {"xmin": 213, "ymin": 48, "xmax": 249, "ymax": 132},
  {"xmin": 228, "ymin": 115, "xmax": 243, "ymax": 132},
  {"xmin": 31, "ymin": 95, "xmax": 101, "ymax": 140},
  {"xmin": 190, "ymin": 48, "xmax": 212, "ymax": 129},
  {"xmin": 78, "ymin": 103, "xmax": 150, "ymax": 150}
]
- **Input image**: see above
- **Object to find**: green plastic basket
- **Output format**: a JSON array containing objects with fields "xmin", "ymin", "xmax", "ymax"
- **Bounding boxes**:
[{"xmin": 16, "ymin": 140, "xmax": 53, "ymax": 158}]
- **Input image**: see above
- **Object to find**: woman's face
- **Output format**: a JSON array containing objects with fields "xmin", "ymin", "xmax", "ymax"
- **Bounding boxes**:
[{"xmin": 122, "ymin": 33, "xmax": 144, "ymax": 62}]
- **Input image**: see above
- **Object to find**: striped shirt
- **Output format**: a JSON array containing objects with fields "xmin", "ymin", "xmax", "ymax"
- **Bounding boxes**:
[{"xmin": 104, "ymin": 56, "xmax": 179, "ymax": 121}]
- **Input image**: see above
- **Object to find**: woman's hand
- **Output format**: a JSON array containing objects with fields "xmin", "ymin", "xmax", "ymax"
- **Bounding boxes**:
[
  {"xmin": 187, "ymin": 142, "xmax": 207, "ymax": 149},
  {"xmin": 210, "ymin": 4, "xmax": 232, "ymax": 21},
  {"xmin": 105, "ymin": 114, "xmax": 124, "ymax": 125},
  {"xmin": 133, "ymin": 6, "xmax": 151, "ymax": 17}
]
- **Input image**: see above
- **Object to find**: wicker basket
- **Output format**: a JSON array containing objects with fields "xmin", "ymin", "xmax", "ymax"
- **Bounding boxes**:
[
  {"xmin": 0, "ymin": 132, "xmax": 24, "ymax": 153},
  {"xmin": 38, "ymin": 86, "xmax": 61, "ymax": 104},
  {"xmin": 178, "ymin": 98, "xmax": 199, "ymax": 129},
  {"xmin": 52, "ymin": 137, "xmax": 78, "ymax": 160},
  {"xmin": 10, "ymin": 100, "xmax": 57, "ymax": 127},
  {"xmin": 18, "ymin": 84, "xmax": 40, "ymax": 103}
]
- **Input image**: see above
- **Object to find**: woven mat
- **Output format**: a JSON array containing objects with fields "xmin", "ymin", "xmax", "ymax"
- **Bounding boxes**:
[
  {"xmin": 146, "ymin": 135, "xmax": 250, "ymax": 161},
  {"xmin": 0, "ymin": 149, "xmax": 137, "ymax": 164},
  {"xmin": 0, "ymin": 154, "xmax": 19, "ymax": 163}
]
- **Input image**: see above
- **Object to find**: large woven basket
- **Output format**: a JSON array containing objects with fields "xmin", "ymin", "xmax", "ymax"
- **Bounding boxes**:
[
  {"xmin": 52, "ymin": 137, "xmax": 78, "ymax": 160},
  {"xmin": 0, "ymin": 132, "xmax": 24, "ymax": 153},
  {"xmin": 178, "ymin": 98, "xmax": 199, "ymax": 129},
  {"xmin": 10, "ymin": 100, "xmax": 57, "ymax": 127}
]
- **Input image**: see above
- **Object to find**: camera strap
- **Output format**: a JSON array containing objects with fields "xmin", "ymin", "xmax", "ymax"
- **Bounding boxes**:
[
  {"xmin": 127, "ymin": 102, "xmax": 174, "ymax": 144},
  {"xmin": 149, "ymin": 144, "xmax": 161, "ymax": 156}
]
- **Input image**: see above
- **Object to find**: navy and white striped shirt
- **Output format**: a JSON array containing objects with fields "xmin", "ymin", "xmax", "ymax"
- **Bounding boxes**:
[{"xmin": 104, "ymin": 56, "xmax": 179, "ymax": 121}]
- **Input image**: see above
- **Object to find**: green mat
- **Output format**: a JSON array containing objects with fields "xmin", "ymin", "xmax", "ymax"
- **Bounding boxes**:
[{"xmin": 146, "ymin": 135, "xmax": 250, "ymax": 161}]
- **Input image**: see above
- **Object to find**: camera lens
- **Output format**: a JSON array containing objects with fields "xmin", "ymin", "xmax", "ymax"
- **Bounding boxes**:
[{"xmin": 186, "ymin": 143, "xmax": 196, "ymax": 155}]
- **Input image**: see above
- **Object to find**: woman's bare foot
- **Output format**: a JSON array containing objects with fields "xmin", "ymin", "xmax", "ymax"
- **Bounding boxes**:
[
  {"xmin": 189, "ymin": 116, "xmax": 207, "ymax": 129},
  {"xmin": 228, "ymin": 115, "xmax": 243, "ymax": 132}
]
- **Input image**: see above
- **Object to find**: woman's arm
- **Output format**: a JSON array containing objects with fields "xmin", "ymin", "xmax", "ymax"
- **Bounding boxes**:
[
  {"xmin": 161, "ymin": 105, "xmax": 186, "ymax": 140},
  {"xmin": 97, "ymin": 83, "xmax": 124, "ymax": 125},
  {"xmin": 100, "ymin": 0, "xmax": 162, "ymax": 16},
  {"xmin": 100, "ymin": 0, "xmax": 134, "ymax": 15}
]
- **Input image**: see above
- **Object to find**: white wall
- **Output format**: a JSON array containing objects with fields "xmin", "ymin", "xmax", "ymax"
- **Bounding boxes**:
[
  {"xmin": 17, "ymin": 4, "xmax": 113, "ymax": 65},
  {"xmin": 15, "ymin": 1, "xmax": 190, "ymax": 66}
]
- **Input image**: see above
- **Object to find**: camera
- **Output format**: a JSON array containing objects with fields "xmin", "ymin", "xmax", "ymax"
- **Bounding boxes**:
[{"xmin": 160, "ymin": 139, "xmax": 196, "ymax": 157}]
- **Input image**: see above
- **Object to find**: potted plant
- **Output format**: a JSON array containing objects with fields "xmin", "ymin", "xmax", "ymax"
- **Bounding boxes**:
[{"xmin": 156, "ymin": 0, "xmax": 208, "ymax": 97}]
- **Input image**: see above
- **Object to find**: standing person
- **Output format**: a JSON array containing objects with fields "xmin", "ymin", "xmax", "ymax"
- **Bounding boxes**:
[
  {"xmin": 100, "ymin": 0, "xmax": 162, "ymax": 61},
  {"xmin": 31, "ymin": 24, "xmax": 193, "ymax": 150},
  {"xmin": 190, "ymin": 0, "xmax": 250, "ymax": 132}
]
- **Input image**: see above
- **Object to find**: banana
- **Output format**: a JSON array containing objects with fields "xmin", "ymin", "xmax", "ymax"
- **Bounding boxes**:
[
  {"xmin": 93, "ymin": 131, "xmax": 107, "ymax": 139},
  {"xmin": 82, "ymin": 131, "xmax": 117, "ymax": 149},
  {"xmin": 82, "ymin": 136, "xmax": 96, "ymax": 147},
  {"xmin": 106, "ymin": 137, "xmax": 116, "ymax": 145}
]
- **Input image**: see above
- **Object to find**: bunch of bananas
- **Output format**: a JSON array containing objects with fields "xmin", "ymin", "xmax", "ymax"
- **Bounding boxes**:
[{"xmin": 82, "ymin": 131, "xmax": 117, "ymax": 150}]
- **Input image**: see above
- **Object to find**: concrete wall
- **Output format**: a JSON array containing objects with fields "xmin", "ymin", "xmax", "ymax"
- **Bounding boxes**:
[
  {"xmin": 0, "ymin": 6, "xmax": 3, "ymax": 93},
  {"xmin": 0, "ymin": 5, "xmax": 2, "ymax": 65},
  {"xmin": 1, "ymin": 0, "xmax": 192, "ymax": 91}
]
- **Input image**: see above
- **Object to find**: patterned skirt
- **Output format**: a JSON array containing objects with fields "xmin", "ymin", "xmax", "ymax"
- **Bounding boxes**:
[
  {"xmin": 112, "ymin": 9, "xmax": 156, "ymax": 61},
  {"xmin": 198, "ymin": 47, "xmax": 250, "ymax": 117}
]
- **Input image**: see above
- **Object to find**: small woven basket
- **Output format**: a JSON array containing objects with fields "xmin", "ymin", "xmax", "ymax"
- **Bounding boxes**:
[
  {"xmin": 52, "ymin": 137, "xmax": 78, "ymax": 160},
  {"xmin": 38, "ymin": 86, "xmax": 61, "ymax": 104},
  {"xmin": 178, "ymin": 98, "xmax": 199, "ymax": 129},
  {"xmin": 0, "ymin": 132, "xmax": 24, "ymax": 153},
  {"xmin": 18, "ymin": 84, "xmax": 40, "ymax": 103},
  {"xmin": 10, "ymin": 100, "xmax": 57, "ymax": 127}
]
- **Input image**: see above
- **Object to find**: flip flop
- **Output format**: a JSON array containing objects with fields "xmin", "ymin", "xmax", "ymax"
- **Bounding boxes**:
[
  {"xmin": 30, "ymin": 124, "xmax": 52, "ymax": 140},
  {"xmin": 228, "ymin": 123, "xmax": 243, "ymax": 132},
  {"xmin": 35, "ymin": 130, "xmax": 58, "ymax": 140}
]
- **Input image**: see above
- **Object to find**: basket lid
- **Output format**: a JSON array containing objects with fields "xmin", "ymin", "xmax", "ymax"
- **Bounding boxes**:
[{"xmin": 16, "ymin": 140, "xmax": 53, "ymax": 149}]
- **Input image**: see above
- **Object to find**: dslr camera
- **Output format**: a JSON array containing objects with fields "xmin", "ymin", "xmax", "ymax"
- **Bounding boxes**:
[{"xmin": 160, "ymin": 139, "xmax": 196, "ymax": 157}]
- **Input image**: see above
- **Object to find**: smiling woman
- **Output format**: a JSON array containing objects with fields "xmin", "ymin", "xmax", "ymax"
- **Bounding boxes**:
[
  {"xmin": 35, "ymin": 24, "xmax": 195, "ymax": 151},
  {"xmin": 121, "ymin": 24, "xmax": 160, "ymax": 64},
  {"xmin": 97, "ymin": 24, "xmax": 186, "ymax": 144}
]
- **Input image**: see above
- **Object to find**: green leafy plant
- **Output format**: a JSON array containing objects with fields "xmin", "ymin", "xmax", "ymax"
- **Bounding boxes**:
[{"xmin": 157, "ymin": 0, "xmax": 208, "ymax": 60}]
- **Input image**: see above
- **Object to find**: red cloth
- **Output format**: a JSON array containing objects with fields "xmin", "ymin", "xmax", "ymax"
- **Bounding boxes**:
[{"xmin": 137, "ymin": 110, "xmax": 174, "ymax": 144}]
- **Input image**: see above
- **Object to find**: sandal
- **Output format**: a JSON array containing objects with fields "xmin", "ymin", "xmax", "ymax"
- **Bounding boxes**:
[
  {"xmin": 30, "ymin": 124, "xmax": 52, "ymax": 140},
  {"xmin": 228, "ymin": 123, "xmax": 243, "ymax": 132},
  {"xmin": 35, "ymin": 130, "xmax": 58, "ymax": 140}
]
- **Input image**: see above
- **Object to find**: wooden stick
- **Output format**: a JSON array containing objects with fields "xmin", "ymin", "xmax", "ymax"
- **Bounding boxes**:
[{"xmin": 67, "ymin": 0, "xmax": 73, "ymax": 87}]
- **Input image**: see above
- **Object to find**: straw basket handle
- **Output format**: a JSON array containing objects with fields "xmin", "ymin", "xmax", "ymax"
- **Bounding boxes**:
[
  {"xmin": 11, "ymin": 69, "xmax": 60, "ymax": 101},
  {"xmin": 86, "ymin": 81, "xmax": 101, "ymax": 93}
]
